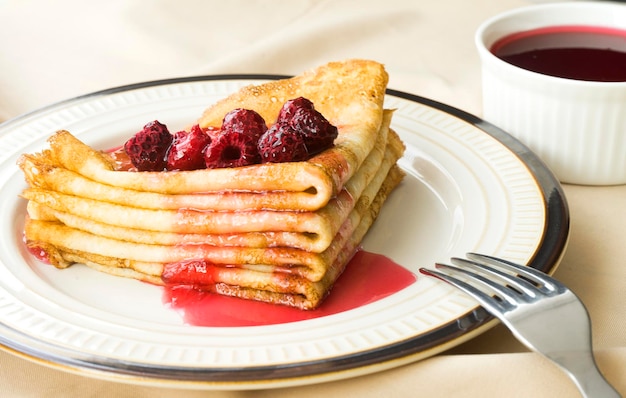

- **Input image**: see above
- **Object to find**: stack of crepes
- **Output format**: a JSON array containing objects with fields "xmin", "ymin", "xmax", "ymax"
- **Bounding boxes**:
[{"xmin": 18, "ymin": 59, "xmax": 405, "ymax": 310}]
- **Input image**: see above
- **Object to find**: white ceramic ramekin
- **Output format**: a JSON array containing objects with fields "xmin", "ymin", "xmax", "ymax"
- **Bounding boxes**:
[{"xmin": 476, "ymin": 1, "xmax": 626, "ymax": 185}]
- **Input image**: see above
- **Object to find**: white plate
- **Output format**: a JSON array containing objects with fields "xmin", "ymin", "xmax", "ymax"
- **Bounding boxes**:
[{"xmin": 0, "ymin": 76, "xmax": 569, "ymax": 389}]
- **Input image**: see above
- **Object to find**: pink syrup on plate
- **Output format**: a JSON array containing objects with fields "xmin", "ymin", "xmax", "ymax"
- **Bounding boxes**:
[{"xmin": 162, "ymin": 250, "xmax": 417, "ymax": 327}]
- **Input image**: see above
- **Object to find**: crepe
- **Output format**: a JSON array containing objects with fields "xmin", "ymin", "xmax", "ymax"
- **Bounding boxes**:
[{"xmin": 18, "ymin": 59, "xmax": 405, "ymax": 310}]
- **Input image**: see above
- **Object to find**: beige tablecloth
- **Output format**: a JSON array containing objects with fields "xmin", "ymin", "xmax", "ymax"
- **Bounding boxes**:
[{"xmin": 1, "ymin": 1, "xmax": 624, "ymax": 397}]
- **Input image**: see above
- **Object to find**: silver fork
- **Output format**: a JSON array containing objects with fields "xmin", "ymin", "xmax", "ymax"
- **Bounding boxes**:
[{"xmin": 419, "ymin": 253, "xmax": 621, "ymax": 398}]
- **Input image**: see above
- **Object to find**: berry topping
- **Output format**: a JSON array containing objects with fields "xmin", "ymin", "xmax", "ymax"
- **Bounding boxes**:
[
  {"xmin": 124, "ymin": 120, "xmax": 173, "ymax": 171},
  {"xmin": 166, "ymin": 124, "xmax": 212, "ymax": 171},
  {"xmin": 276, "ymin": 97, "xmax": 314, "ymax": 123},
  {"xmin": 289, "ymin": 106, "xmax": 338, "ymax": 155},
  {"xmin": 258, "ymin": 123, "xmax": 309, "ymax": 163},
  {"xmin": 204, "ymin": 130, "xmax": 261, "ymax": 169},
  {"xmin": 123, "ymin": 98, "xmax": 336, "ymax": 171},
  {"xmin": 276, "ymin": 97, "xmax": 338, "ymax": 155},
  {"xmin": 221, "ymin": 108, "xmax": 268, "ymax": 140}
]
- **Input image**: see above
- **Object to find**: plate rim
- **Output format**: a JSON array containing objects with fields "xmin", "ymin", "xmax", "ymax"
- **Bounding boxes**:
[{"xmin": 0, "ymin": 74, "xmax": 570, "ymax": 387}]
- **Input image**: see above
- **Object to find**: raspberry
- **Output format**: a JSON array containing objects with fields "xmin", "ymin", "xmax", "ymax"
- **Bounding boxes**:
[
  {"xmin": 276, "ymin": 97, "xmax": 314, "ymax": 123},
  {"xmin": 275, "ymin": 97, "xmax": 338, "ymax": 155},
  {"xmin": 289, "ymin": 107, "xmax": 338, "ymax": 155},
  {"xmin": 124, "ymin": 120, "xmax": 173, "ymax": 171},
  {"xmin": 166, "ymin": 124, "xmax": 212, "ymax": 171},
  {"xmin": 204, "ymin": 130, "xmax": 261, "ymax": 168},
  {"xmin": 221, "ymin": 108, "xmax": 267, "ymax": 141},
  {"xmin": 258, "ymin": 123, "xmax": 309, "ymax": 163}
]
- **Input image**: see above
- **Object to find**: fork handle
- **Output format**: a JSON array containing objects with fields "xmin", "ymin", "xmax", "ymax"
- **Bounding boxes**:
[{"xmin": 555, "ymin": 352, "xmax": 621, "ymax": 398}]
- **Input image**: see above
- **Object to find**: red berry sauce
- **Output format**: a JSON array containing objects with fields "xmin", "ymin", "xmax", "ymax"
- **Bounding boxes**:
[
  {"xmin": 491, "ymin": 25, "xmax": 626, "ymax": 82},
  {"xmin": 162, "ymin": 250, "xmax": 417, "ymax": 327},
  {"xmin": 26, "ymin": 245, "xmax": 51, "ymax": 264}
]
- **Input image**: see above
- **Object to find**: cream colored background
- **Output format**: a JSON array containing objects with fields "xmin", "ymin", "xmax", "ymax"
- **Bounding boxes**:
[{"xmin": 1, "ymin": 1, "xmax": 625, "ymax": 397}]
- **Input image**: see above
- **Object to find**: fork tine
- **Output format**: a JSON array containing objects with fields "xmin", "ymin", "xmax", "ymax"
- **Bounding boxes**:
[
  {"xmin": 466, "ymin": 253, "xmax": 565, "ymax": 292},
  {"xmin": 419, "ymin": 265, "xmax": 514, "ymax": 315},
  {"xmin": 450, "ymin": 257, "xmax": 541, "ymax": 298}
]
